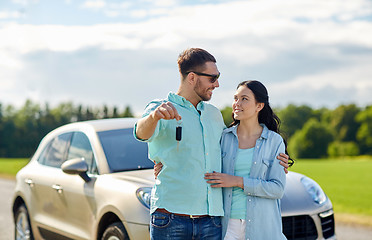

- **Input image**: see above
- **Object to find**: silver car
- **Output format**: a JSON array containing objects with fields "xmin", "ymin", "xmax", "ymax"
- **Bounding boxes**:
[{"xmin": 12, "ymin": 118, "xmax": 336, "ymax": 240}]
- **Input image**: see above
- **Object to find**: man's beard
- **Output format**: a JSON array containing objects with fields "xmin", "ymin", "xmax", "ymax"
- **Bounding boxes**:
[{"xmin": 194, "ymin": 79, "xmax": 213, "ymax": 101}]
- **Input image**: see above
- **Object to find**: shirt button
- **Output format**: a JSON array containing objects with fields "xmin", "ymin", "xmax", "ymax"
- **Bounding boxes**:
[
  {"xmin": 206, "ymin": 153, "xmax": 209, "ymax": 156},
  {"xmin": 254, "ymin": 162, "xmax": 256, "ymax": 164},
  {"xmin": 256, "ymin": 146, "xmax": 259, "ymax": 148}
]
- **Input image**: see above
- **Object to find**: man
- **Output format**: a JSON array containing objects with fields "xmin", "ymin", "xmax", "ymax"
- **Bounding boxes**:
[{"xmin": 134, "ymin": 48, "xmax": 288, "ymax": 240}]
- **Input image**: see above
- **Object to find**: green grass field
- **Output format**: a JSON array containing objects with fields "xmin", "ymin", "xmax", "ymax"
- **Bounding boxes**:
[
  {"xmin": 290, "ymin": 156, "xmax": 372, "ymax": 224},
  {"xmin": 0, "ymin": 158, "xmax": 29, "ymax": 178}
]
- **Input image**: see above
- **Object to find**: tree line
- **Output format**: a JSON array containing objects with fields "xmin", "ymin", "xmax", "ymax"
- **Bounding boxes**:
[
  {"xmin": 0, "ymin": 100, "xmax": 371, "ymax": 159},
  {"xmin": 0, "ymin": 100, "xmax": 134, "ymax": 158},
  {"xmin": 221, "ymin": 104, "xmax": 372, "ymax": 158}
]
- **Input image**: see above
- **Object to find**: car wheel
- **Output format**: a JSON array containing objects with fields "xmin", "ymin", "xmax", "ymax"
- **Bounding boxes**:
[
  {"xmin": 14, "ymin": 204, "xmax": 34, "ymax": 240},
  {"xmin": 102, "ymin": 222, "xmax": 129, "ymax": 240}
]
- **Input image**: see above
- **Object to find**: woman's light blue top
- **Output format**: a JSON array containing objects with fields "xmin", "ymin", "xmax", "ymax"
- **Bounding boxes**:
[
  {"xmin": 230, "ymin": 147, "xmax": 253, "ymax": 220},
  {"xmin": 221, "ymin": 124, "xmax": 287, "ymax": 240}
]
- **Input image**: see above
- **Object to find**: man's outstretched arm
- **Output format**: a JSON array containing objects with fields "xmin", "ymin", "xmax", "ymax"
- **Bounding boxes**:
[{"xmin": 136, "ymin": 102, "xmax": 181, "ymax": 140}]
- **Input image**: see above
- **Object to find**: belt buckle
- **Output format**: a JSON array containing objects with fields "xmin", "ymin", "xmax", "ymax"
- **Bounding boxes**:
[{"xmin": 190, "ymin": 215, "xmax": 197, "ymax": 219}]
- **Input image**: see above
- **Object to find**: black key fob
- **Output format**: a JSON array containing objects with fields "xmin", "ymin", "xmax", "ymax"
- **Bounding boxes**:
[{"xmin": 176, "ymin": 126, "xmax": 182, "ymax": 141}]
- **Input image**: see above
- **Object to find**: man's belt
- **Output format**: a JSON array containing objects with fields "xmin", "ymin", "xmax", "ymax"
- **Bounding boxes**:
[{"xmin": 156, "ymin": 208, "xmax": 210, "ymax": 219}]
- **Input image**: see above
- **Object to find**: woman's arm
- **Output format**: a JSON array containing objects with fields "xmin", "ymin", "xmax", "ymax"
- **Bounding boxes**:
[{"xmin": 205, "ymin": 141, "xmax": 286, "ymax": 199}]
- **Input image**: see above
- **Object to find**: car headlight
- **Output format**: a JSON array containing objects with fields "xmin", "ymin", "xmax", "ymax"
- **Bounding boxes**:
[
  {"xmin": 136, "ymin": 187, "xmax": 152, "ymax": 209},
  {"xmin": 301, "ymin": 176, "xmax": 327, "ymax": 205}
]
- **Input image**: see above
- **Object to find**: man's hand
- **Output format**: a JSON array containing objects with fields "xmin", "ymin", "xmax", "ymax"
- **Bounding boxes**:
[
  {"xmin": 277, "ymin": 153, "xmax": 289, "ymax": 174},
  {"xmin": 136, "ymin": 102, "xmax": 181, "ymax": 140},
  {"xmin": 151, "ymin": 102, "xmax": 181, "ymax": 121},
  {"xmin": 204, "ymin": 172, "xmax": 244, "ymax": 188}
]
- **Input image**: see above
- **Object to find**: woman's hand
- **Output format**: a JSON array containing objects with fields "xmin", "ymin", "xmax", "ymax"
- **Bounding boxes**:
[
  {"xmin": 204, "ymin": 172, "xmax": 244, "ymax": 188},
  {"xmin": 154, "ymin": 162, "xmax": 163, "ymax": 179}
]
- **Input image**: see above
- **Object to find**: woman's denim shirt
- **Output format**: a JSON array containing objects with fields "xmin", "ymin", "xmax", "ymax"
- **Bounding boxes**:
[{"xmin": 221, "ymin": 124, "xmax": 287, "ymax": 240}]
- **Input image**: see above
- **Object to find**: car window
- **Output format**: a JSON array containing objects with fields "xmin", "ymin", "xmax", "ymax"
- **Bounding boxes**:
[
  {"xmin": 97, "ymin": 128, "xmax": 154, "ymax": 172},
  {"xmin": 38, "ymin": 132, "xmax": 72, "ymax": 168},
  {"xmin": 67, "ymin": 132, "xmax": 98, "ymax": 174},
  {"xmin": 37, "ymin": 140, "xmax": 52, "ymax": 165}
]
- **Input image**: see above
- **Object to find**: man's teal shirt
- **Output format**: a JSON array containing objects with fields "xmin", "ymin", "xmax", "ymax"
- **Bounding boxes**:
[{"xmin": 134, "ymin": 92, "xmax": 225, "ymax": 216}]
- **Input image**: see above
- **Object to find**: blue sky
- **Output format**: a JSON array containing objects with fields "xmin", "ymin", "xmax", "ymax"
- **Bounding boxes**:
[{"xmin": 1, "ymin": 0, "xmax": 372, "ymax": 116}]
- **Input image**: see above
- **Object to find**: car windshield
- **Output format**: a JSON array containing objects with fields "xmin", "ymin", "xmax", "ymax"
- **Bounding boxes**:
[{"xmin": 97, "ymin": 128, "xmax": 154, "ymax": 172}]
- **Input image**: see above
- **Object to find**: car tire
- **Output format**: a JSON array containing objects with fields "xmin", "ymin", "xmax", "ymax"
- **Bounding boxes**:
[
  {"xmin": 102, "ymin": 222, "xmax": 129, "ymax": 240},
  {"xmin": 14, "ymin": 204, "xmax": 34, "ymax": 240}
]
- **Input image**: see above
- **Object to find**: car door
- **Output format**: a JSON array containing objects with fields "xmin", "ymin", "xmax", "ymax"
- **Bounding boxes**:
[
  {"xmin": 29, "ymin": 132, "xmax": 72, "ymax": 235},
  {"xmin": 51, "ymin": 131, "xmax": 98, "ymax": 240}
]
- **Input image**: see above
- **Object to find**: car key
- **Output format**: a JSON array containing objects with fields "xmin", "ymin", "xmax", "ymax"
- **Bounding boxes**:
[{"xmin": 176, "ymin": 120, "xmax": 182, "ymax": 151}]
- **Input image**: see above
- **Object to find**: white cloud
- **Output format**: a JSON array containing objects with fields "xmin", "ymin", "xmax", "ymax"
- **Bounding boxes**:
[
  {"xmin": 101, "ymin": 2, "xmax": 132, "ymax": 18},
  {"xmin": 0, "ymin": 50, "xmax": 22, "ymax": 69},
  {"xmin": 11, "ymin": 0, "xmax": 39, "ymax": 6},
  {"xmin": 104, "ymin": 10, "xmax": 119, "ymax": 18},
  {"xmin": 0, "ymin": 66, "xmax": 18, "ymax": 91},
  {"xmin": 1, "ymin": 0, "xmax": 371, "ymax": 55},
  {"xmin": 153, "ymin": 0, "xmax": 177, "ymax": 7},
  {"xmin": 217, "ymin": 44, "xmax": 269, "ymax": 66},
  {"xmin": 0, "ymin": 50, "xmax": 22, "ymax": 101},
  {"xmin": 0, "ymin": 23, "xmax": 145, "ymax": 53},
  {"xmin": 300, "ymin": 21, "xmax": 372, "ymax": 48},
  {"xmin": 269, "ymin": 61, "xmax": 372, "ymax": 107},
  {"xmin": 0, "ymin": 11, "xmax": 23, "ymax": 19},
  {"xmin": 279, "ymin": 62, "xmax": 372, "ymax": 91},
  {"xmin": 81, "ymin": 0, "xmax": 106, "ymax": 10},
  {"xmin": 105, "ymin": 2, "xmax": 131, "ymax": 10},
  {"xmin": 130, "ymin": 9, "xmax": 148, "ymax": 18}
]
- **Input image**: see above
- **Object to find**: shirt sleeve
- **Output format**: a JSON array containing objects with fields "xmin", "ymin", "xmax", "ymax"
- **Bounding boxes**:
[
  {"xmin": 242, "ymin": 139, "xmax": 286, "ymax": 199},
  {"xmin": 133, "ymin": 101, "xmax": 163, "ymax": 142}
]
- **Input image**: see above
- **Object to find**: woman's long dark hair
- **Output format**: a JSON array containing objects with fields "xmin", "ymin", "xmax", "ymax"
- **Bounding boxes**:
[{"xmin": 229, "ymin": 80, "xmax": 294, "ymax": 166}]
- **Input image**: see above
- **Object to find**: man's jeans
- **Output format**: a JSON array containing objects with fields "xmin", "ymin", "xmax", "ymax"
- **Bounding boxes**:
[{"xmin": 150, "ymin": 211, "xmax": 222, "ymax": 240}]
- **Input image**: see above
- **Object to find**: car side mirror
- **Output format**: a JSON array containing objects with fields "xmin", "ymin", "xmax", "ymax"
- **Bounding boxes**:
[{"xmin": 61, "ymin": 158, "xmax": 91, "ymax": 182}]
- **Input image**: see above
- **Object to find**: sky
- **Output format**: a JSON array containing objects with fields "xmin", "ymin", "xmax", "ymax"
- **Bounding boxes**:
[{"xmin": 0, "ymin": 0, "xmax": 371, "ymax": 116}]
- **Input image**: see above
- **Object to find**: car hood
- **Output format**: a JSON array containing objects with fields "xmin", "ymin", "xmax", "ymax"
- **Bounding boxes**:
[{"xmin": 109, "ymin": 169, "xmax": 155, "ymax": 186}]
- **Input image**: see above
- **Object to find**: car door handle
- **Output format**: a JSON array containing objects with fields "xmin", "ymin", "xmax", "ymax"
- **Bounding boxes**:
[
  {"xmin": 25, "ymin": 179, "xmax": 34, "ymax": 187},
  {"xmin": 52, "ymin": 184, "xmax": 63, "ymax": 193}
]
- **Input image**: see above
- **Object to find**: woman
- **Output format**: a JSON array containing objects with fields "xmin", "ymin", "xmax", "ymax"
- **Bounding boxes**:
[{"xmin": 204, "ymin": 80, "xmax": 291, "ymax": 240}]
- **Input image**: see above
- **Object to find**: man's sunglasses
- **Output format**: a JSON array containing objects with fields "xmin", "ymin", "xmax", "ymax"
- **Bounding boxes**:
[{"xmin": 186, "ymin": 71, "xmax": 220, "ymax": 83}]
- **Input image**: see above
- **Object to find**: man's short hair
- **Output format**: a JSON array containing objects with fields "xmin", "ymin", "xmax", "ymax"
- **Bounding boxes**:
[{"xmin": 177, "ymin": 48, "xmax": 216, "ymax": 78}]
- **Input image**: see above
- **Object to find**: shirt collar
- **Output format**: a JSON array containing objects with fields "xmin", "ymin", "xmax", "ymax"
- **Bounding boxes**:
[
  {"xmin": 225, "ymin": 123, "xmax": 269, "ymax": 140},
  {"xmin": 167, "ymin": 92, "xmax": 205, "ymax": 111}
]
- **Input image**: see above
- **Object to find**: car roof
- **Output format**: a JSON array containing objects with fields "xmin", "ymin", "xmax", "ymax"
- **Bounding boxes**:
[{"xmin": 61, "ymin": 118, "xmax": 139, "ymax": 133}]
